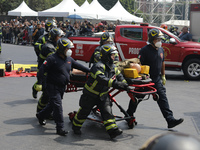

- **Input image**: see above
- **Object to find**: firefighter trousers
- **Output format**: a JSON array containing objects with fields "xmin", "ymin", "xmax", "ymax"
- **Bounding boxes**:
[
  {"xmin": 73, "ymin": 92, "xmax": 118, "ymax": 132},
  {"xmin": 38, "ymin": 84, "xmax": 65, "ymax": 129},
  {"xmin": 127, "ymin": 79, "xmax": 174, "ymax": 122}
]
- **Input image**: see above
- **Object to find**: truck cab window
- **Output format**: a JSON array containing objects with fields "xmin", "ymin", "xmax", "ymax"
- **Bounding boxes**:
[{"xmin": 120, "ymin": 28, "xmax": 143, "ymax": 41}]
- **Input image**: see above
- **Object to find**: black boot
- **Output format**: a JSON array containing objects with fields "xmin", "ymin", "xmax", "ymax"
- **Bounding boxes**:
[
  {"xmin": 36, "ymin": 113, "xmax": 46, "ymax": 125},
  {"xmin": 72, "ymin": 125, "xmax": 82, "ymax": 135},
  {"xmin": 32, "ymin": 85, "xmax": 38, "ymax": 99},
  {"xmin": 108, "ymin": 128, "xmax": 123, "ymax": 139},
  {"xmin": 168, "ymin": 118, "xmax": 184, "ymax": 128},
  {"xmin": 56, "ymin": 129, "xmax": 68, "ymax": 136}
]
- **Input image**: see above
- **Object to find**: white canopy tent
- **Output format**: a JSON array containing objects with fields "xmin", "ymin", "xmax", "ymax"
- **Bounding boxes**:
[
  {"xmin": 162, "ymin": 20, "xmax": 190, "ymax": 27},
  {"xmin": 71, "ymin": 0, "xmax": 97, "ymax": 19},
  {"xmin": 38, "ymin": 0, "xmax": 79, "ymax": 17},
  {"xmin": 38, "ymin": 0, "xmax": 143, "ymax": 22},
  {"xmin": 83, "ymin": 0, "xmax": 116, "ymax": 20},
  {"xmin": 38, "ymin": 0, "xmax": 96, "ymax": 19},
  {"xmin": 8, "ymin": 1, "xmax": 38, "ymax": 16},
  {"xmin": 106, "ymin": 0, "xmax": 143, "ymax": 22}
]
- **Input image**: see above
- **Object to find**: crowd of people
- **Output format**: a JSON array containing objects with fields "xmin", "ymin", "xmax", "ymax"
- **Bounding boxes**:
[{"xmin": 0, "ymin": 16, "xmax": 118, "ymax": 46}]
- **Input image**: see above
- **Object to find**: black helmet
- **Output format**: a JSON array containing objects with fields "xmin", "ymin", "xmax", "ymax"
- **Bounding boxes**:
[
  {"xmin": 148, "ymin": 28, "xmax": 164, "ymax": 44},
  {"xmin": 56, "ymin": 37, "xmax": 74, "ymax": 55},
  {"xmin": 49, "ymin": 28, "xmax": 64, "ymax": 41},
  {"xmin": 140, "ymin": 132, "xmax": 200, "ymax": 150},
  {"xmin": 169, "ymin": 25, "xmax": 175, "ymax": 33},
  {"xmin": 100, "ymin": 44, "xmax": 118, "ymax": 64},
  {"xmin": 45, "ymin": 20, "xmax": 56, "ymax": 32},
  {"xmin": 131, "ymin": 21, "xmax": 136, "ymax": 25},
  {"xmin": 100, "ymin": 32, "xmax": 113, "ymax": 46}
]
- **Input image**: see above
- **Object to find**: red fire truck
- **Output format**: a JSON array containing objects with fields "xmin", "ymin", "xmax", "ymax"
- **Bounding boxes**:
[{"xmin": 69, "ymin": 23, "xmax": 200, "ymax": 80}]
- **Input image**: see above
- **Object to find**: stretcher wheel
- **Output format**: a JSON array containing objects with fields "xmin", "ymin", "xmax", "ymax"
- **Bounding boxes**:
[
  {"xmin": 127, "ymin": 118, "xmax": 137, "ymax": 129},
  {"xmin": 68, "ymin": 111, "xmax": 77, "ymax": 122},
  {"xmin": 152, "ymin": 93, "xmax": 159, "ymax": 101}
]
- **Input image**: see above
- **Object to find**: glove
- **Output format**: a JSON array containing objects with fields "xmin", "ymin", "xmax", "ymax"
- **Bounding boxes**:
[
  {"xmin": 112, "ymin": 81, "xmax": 128, "ymax": 90},
  {"xmin": 161, "ymin": 75, "xmax": 166, "ymax": 85},
  {"xmin": 34, "ymin": 84, "xmax": 42, "ymax": 91}
]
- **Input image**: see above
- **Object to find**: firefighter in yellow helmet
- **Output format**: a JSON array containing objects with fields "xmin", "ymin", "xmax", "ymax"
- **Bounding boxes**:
[
  {"xmin": 89, "ymin": 32, "xmax": 119, "ymax": 67},
  {"xmin": 126, "ymin": 28, "xmax": 183, "ymax": 129},
  {"xmin": 72, "ymin": 44, "xmax": 129, "ymax": 139}
]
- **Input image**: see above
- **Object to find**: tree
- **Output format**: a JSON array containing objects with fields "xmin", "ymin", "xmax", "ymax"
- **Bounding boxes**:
[
  {"xmin": 74, "ymin": 0, "xmax": 85, "ymax": 6},
  {"xmin": 0, "ymin": 0, "xmax": 21, "ymax": 14},
  {"xmin": 98, "ymin": 0, "xmax": 117, "ymax": 10}
]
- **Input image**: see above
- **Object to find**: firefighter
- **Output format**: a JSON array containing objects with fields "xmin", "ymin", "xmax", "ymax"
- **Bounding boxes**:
[
  {"xmin": 89, "ymin": 32, "xmax": 119, "ymax": 67},
  {"xmin": 160, "ymin": 24, "xmax": 168, "ymax": 30},
  {"xmin": 95, "ymin": 22, "xmax": 104, "ymax": 32},
  {"xmin": 32, "ymin": 21, "xmax": 44, "ymax": 46},
  {"xmin": 65, "ymin": 19, "xmax": 75, "ymax": 34},
  {"xmin": 32, "ymin": 21, "xmax": 57, "ymax": 99},
  {"xmin": 169, "ymin": 25, "xmax": 179, "ymax": 36},
  {"xmin": 32, "ymin": 28, "xmax": 64, "ymax": 99},
  {"xmin": 131, "ymin": 21, "xmax": 136, "ymax": 25},
  {"xmin": 126, "ymin": 28, "xmax": 184, "ymax": 129},
  {"xmin": 72, "ymin": 44, "xmax": 129, "ymax": 139},
  {"xmin": 34, "ymin": 20, "xmax": 56, "ymax": 59},
  {"xmin": 33, "ymin": 28, "xmax": 64, "ymax": 115},
  {"xmin": 140, "ymin": 132, "xmax": 200, "ymax": 150},
  {"xmin": 160, "ymin": 24, "xmax": 170, "ymax": 43},
  {"xmin": 35, "ymin": 37, "xmax": 90, "ymax": 136},
  {"xmin": 79, "ymin": 21, "xmax": 93, "ymax": 35},
  {"xmin": 0, "ymin": 24, "xmax": 2, "ymax": 54}
]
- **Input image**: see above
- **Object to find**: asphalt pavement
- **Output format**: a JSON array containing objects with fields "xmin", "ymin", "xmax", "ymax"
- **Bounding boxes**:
[{"xmin": 0, "ymin": 43, "xmax": 200, "ymax": 150}]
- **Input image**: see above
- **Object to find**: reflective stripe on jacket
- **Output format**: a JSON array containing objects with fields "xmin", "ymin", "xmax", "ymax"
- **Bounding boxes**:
[{"xmin": 84, "ymin": 61, "xmax": 125, "ymax": 98}]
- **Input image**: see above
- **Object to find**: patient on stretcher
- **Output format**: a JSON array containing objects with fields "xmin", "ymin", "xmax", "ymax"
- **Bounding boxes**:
[{"xmin": 71, "ymin": 58, "xmax": 151, "ymax": 84}]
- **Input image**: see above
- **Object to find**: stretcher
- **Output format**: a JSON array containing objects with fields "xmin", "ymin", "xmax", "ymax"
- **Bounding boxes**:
[{"xmin": 66, "ymin": 73, "xmax": 158, "ymax": 129}]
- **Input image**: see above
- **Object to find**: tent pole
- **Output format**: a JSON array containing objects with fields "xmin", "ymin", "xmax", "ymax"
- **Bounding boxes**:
[{"xmin": 74, "ymin": 9, "xmax": 76, "ymax": 23}]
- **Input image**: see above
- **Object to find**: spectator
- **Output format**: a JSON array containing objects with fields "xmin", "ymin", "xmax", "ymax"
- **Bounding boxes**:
[
  {"xmin": 28, "ymin": 23, "xmax": 34, "ymax": 45},
  {"xmin": 98, "ymin": 25, "xmax": 105, "ymax": 32},
  {"xmin": 116, "ymin": 20, "xmax": 121, "ymax": 25},
  {"xmin": 73, "ymin": 21, "xmax": 80, "ymax": 35},
  {"xmin": 107, "ymin": 22, "xmax": 116, "ymax": 32},
  {"xmin": 18, "ymin": 16, "xmax": 24, "ymax": 24},
  {"xmin": 52, "ymin": 17, "xmax": 57, "ymax": 24},
  {"xmin": 14, "ymin": 19, "xmax": 19, "ymax": 26},
  {"xmin": 13, "ymin": 25, "xmax": 20, "ymax": 44}
]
